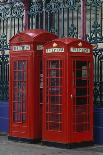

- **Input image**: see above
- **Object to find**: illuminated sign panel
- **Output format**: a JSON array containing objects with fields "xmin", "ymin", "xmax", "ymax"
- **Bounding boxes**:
[
  {"xmin": 70, "ymin": 47, "xmax": 90, "ymax": 53},
  {"xmin": 46, "ymin": 48, "xmax": 64, "ymax": 53},
  {"xmin": 13, "ymin": 45, "xmax": 30, "ymax": 51}
]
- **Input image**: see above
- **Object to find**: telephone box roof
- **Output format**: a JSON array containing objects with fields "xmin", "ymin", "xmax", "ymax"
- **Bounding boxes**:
[
  {"xmin": 22, "ymin": 29, "xmax": 54, "ymax": 39},
  {"xmin": 10, "ymin": 29, "xmax": 57, "ymax": 43},
  {"xmin": 53, "ymin": 38, "xmax": 91, "ymax": 46}
]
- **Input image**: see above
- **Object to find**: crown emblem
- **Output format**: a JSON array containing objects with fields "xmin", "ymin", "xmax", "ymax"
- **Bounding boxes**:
[
  {"xmin": 53, "ymin": 42, "xmax": 57, "ymax": 47},
  {"xmin": 78, "ymin": 42, "xmax": 82, "ymax": 47}
]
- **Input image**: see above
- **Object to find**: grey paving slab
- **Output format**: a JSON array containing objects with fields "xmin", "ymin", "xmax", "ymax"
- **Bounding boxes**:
[{"xmin": 0, "ymin": 136, "xmax": 103, "ymax": 155}]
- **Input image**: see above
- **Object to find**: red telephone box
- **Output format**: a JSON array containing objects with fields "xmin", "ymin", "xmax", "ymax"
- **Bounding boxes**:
[
  {"xmin": 9, "ymin": 29, "xmax": 57, "ymax": 142},
  {"xmin": 42, "ymin": 38, "xmax": 93, "ymax": 148}
]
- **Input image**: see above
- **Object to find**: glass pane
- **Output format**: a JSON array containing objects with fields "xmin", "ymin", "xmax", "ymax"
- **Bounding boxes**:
[
  {"xmin": 13, "ymin": 60, "xmax": 27, "ymax": 123},
  {"xmin": 72, "ymin": 60, "xmax": 90, "ymax": 133},
  {"xmin": 46, "ymin": 60, "xmax": 63, "ymax": 131}
]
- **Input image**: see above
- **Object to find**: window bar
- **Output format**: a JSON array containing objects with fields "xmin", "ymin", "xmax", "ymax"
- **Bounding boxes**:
[
  {"xmin": 58, "ymin": 60, "xmax": 60, "ymax": 130},
  {"xmin": 75, "ymin": 60, "xmax": 77, "ymax": 132},
  {"xmin": 47, "ymin": 60, "xmax": 49, "ymax": 130}
]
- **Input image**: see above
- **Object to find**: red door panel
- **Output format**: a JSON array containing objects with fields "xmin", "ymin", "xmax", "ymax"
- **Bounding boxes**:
[
  {"xmin": 43, "ymin": 56, "xmax": 68, "ymax": 143},
  {"xmin": 70, "ymin": 57, "xmax": 93, "ymax": 143},
  {"xmin": 10, "ymin": 53, "xmax": 33, "ymax": 138}
]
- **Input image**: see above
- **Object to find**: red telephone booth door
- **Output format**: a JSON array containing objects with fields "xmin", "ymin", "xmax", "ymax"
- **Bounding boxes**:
[
  {"xmin": 43, "ymin": 56, "xmax": 68, "ymax": 143},
  {"xmin": 70, "ymin": 57, "xmax": 93, "ymax": 143},
  {"xmin": 10, "ymin": 53, "xmax": 33, "ymax": 138}
]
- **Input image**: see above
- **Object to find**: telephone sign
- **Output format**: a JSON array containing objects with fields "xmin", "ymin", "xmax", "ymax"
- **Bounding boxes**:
[
  {"xmin": 70, "ymin": 47, "xmax": 90, "ymax": 53},
  {"xmin": 46, "ymin": 48, "xmax": 64, "ymax": 53},
  {"xmin": 13, "ymin": 45, "xmax": 30, "ymax": 51}
]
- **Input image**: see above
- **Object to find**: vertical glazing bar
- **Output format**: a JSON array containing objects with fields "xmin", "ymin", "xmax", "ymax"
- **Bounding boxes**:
[
  {"xmin": 93, "ymin": 55, "xmax": 96, "ymax": 83},
  {"xmin": 81, "ymin": 0, "xmax": 86, "ymax": 40},
  {"xmin": 59, "ymin": 60, "xmax": 60, "ymax": 130},
  {"xmin": 47, "ymin": 61, "xmax": 49, "ymax": 130},
  {"xmin": 75, "ymin": 60, "xmax": 76, "ymax": 131}
]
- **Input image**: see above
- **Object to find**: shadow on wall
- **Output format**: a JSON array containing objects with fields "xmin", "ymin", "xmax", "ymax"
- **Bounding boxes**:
[{"xmin": 0, "ymin": 101, "xmax": 9, "ymax": 134}]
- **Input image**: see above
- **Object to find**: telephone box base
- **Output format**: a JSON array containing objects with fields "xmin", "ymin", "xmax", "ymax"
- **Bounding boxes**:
[
  {"xmin": 8, "ymin": 136, "xmax": 41, "ymax": 144},
  {"xmin": 42, "ymin": 141, "xmax": 94, "ymax": 149}
]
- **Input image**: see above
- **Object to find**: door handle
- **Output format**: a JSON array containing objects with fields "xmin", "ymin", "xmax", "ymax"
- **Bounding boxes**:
[{"xmin": 70, "ymin": 94, "xmax": 73, "ymax": 99}]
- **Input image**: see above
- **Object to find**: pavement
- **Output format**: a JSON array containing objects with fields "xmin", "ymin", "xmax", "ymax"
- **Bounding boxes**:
[{"xmin": 0, "ymin": 136, "xmax": 103, "ymax": 155}]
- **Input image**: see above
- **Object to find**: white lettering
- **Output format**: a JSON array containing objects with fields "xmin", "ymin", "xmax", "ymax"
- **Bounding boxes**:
[
  {"xmin": 70, "ymin": 47, "xmax": 90, "ymax": 53},
  {"xmin": 13, "ymin": 45, "xmax": 30, "ymax": 51},
  {"xmin": 46, "ymin": 48, "xmax": 64, "ymax": 53}
]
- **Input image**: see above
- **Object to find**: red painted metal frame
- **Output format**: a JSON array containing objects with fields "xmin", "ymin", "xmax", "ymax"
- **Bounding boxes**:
[
  {"xmin": 9, "ymin": 29, "xmax": 57, "ymax": 141},
  {"xmin": 42, "ymin": 38, "xmax": 93, "ymax": 145}
]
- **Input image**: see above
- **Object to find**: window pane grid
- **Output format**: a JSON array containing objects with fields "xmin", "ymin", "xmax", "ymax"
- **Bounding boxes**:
[
  {"xmin": 13, "ymin": 60, "xmax": 27, "ymax": 123},
  {"xmin": 46, "ymin": 60, "xmax": 63, "ymax": 132},
  {"xmin": 72, "ymin": 60, "xmax": 90, "ymax": 133}
]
